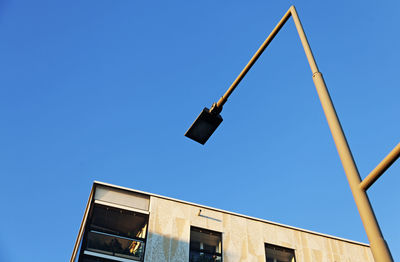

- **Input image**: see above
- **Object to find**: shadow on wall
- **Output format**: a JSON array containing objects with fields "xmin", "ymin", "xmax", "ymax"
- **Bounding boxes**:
[{"xmin": 144, "ymin": 232, "xmax": 230, "ymax": 262}]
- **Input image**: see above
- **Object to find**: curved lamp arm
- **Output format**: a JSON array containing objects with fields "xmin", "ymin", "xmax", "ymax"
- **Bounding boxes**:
[{"xmin": 214, "ymin": 6, "xmax": 318, "ymax": 110}]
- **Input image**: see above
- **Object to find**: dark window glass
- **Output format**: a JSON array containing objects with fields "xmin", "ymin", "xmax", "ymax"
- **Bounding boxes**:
[
  {"xmin": 90, "ymin": 204, "xmax": 148, "ymax": 239},
  {"xmin": 189, "ymin": 227, "xmax": 222, "ymax": 262},
  {"xmin": 79, "ymin": 204, "xmax": 148, "ymax": 262},
  {"xmin": 265, "ymin": 243, "xmax": 296, "ymax": 262}
]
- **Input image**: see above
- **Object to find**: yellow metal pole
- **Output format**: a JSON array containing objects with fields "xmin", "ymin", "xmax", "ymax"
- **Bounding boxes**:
[
  {"xmin": 214, "ymin": 5, "xmax": 394, "ymax": 261},
  {"xmin": 360, "ymin": 143, "xmax": 400, "ymax": 191},
  {"xmin": 290, "ymin": 6, "xmax": 393, "ymax": 262},
  {"xmin": 312, "ymin": 72, "xmax": 393, "ymax": 262},
  {"xmin": 215, "ymin": 8, "xmax": 292, "ymax": 110}
]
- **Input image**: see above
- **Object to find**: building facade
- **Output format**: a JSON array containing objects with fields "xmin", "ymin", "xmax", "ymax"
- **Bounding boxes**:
[{"xmin": 71, "ymin": 181, "xmax": 374, "ymax": 262}]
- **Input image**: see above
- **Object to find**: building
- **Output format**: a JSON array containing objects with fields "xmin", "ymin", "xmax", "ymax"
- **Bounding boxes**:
[{"xmin": 71, "ymin": 181, "xmax": 374, "ymax": 262}]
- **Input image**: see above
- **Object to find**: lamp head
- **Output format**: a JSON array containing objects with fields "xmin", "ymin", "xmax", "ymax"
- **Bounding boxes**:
[{"xmin": 185, "ymin": 105, "xmax": 223, "ymax": 145}]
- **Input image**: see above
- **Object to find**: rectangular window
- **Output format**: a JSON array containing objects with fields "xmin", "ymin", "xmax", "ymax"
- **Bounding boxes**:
[
  {"xmin": 265, "ymin": 243, "xmax": 296, "ymax": 262},
  {"xmin": 79, "ymin": 204, "xmax": 148, "ymax": 262},
  {"xmin": 189, "ymin": 227, "xmax": 222, "ymax": 262}
]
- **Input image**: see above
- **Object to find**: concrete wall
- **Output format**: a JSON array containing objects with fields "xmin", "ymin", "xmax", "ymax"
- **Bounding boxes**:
[{"xmin": 144, "ymin": 196, "xmax": 374, "ymax": 262}]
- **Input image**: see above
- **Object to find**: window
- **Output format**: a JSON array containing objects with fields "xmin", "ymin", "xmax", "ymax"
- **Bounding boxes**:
[
  {"xmin": 189, "ymin": 227, "xmax": 222, "ymax": 262},
  {"xmin": 79, "ymin": 204, "xmax": 148, "ymax": 262},
  {"xmin": 265, "ymin": 243, "xmax": 296, "ymax": 262}
]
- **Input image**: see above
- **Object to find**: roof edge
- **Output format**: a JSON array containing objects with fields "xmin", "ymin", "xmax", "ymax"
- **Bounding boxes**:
[{"xmin": 92, "ymin": 180, "xmax": 370, "ymax": 247}]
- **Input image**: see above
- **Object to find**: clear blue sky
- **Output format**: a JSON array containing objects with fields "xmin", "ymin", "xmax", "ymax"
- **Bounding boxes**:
[{"xmin": 1, "ymin": 0, "xmax": 399, "ymax": 261}]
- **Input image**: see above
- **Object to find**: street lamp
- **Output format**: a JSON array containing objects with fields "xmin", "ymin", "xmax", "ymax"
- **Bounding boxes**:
[
  {"xmin": 185, "ymin": 5, "xmax": 399, "ymax": 262},
  {"xmin": 185, "ymin": 104, "xmax": 223, "ymax": 145}
]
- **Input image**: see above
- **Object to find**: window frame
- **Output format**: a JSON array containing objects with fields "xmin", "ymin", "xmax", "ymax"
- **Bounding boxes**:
[
  {"xmin": 189, "ymin": 226, "xmax": 223, "ymax": 262},
  {"xmin": 264, "ymin": 243, "xmax": 296, "ymax": 262},
  {"xmin": 78, "ymin": 203, "xmax": 149, "ymax": 262}
]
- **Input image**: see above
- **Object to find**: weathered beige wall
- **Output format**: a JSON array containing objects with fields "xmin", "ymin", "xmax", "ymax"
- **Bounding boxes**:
[{"xmin": 144, "ymin": 196, "xmax": 374, "ymax": 262}]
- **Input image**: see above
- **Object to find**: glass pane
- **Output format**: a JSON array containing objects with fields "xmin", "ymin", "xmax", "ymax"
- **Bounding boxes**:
[
  {"xmin": 90, "ymin": 204, "xmax": 148, "ymax": 239},
  {"xmin": 190, "ymin": 227, "xmax": 222, "ymax": 262},
  {"xmin": 86, "ymin": 231, "xmax": 145, "ymax": 261},
  {"xmin": 190, "ymin": 227, "xmax": 221, "ymax": 253},
  {"xmin": 189, "ymin": 250, "xmax": 222, "ymax": 262},
  {"xmin": 265, "ymin": 243, "xmax": 296, "ymax": 262}
]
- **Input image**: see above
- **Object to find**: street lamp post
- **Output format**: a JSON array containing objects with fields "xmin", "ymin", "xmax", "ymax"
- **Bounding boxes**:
[{"xmin": 185, "ymin": 6, "xmax": 399, "ymax": 262}]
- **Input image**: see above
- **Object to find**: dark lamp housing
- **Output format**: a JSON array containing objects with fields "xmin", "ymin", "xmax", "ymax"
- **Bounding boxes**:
[{"xmin": 185, "ymin": 107, "xmax": 223, "ymax": 145}]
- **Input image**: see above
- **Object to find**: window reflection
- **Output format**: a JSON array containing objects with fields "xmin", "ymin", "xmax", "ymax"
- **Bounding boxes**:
[{"xmin": 86, "ymin": 231, "xmax": 145, "ymax": 260}]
